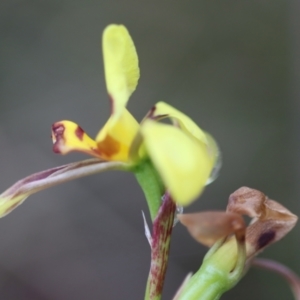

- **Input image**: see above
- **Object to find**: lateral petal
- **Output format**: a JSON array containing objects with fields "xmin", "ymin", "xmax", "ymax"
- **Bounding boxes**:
[
  {"xmin": 146, "ymin": 101, "xmax": 207, "ymax": 142},
  {"xmin": 141, "ymin": 120, "xmax": 214, "ymax": 205},
  {"xmin": 146, "ymin": 102, "xmax": 221, "ymax": 182}
]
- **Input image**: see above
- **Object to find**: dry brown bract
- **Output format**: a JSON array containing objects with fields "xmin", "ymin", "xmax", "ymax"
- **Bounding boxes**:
[{"xmin": 179, "ymin": 187, "xmax": 298, "ymax": 263}]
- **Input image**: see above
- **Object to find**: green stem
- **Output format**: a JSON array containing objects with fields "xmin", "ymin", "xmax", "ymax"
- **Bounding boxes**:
[
  {"xmin": 133, "ymin": 159, "xmax": 164, "ymax": 221},
  {"xmin": 133, "ymin": 160, "xmax": 175, "ymax": 299},
  {"xmin": 176, "ymin": 261, "xmax": 227, "ymax": 300},
  {"xmin": 145, "ymin": 193, "xmax": 176, "ymax": 300},
  {"xmin": 178, "ymin": 234, "xmax": 246, "ymax": 300}
]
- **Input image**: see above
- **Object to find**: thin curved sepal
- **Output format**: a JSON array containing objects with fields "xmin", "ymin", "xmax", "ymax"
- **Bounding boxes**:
[{"xmin": 0, "ymin": 159, "xmax": 128, "ymax": 217}]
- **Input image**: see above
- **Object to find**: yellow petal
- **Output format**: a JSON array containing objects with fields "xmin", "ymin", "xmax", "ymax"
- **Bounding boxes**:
[
  {"xmin": 145, "ymin": 101, "xmax": 221, "ymax": 182},
  {"xmin": 146, "ymin": 101, "xmax": 207, "ymax": 143},
  {"xmin": 141, "ymin": 120, "xmax": 214, "ymax": 205},
  {"xmin": 52, "ymin": 120, "xmax": 101, "ymax": 158},
  {"xmin": 95, "ymin": 108, "xmax": 139, "ymax": 161},
  {"xmin": 102, "ymin": 24, "xmax": 139, "ymax": 121}
]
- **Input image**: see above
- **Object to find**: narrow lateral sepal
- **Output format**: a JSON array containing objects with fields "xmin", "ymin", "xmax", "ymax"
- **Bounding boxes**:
[{"xmin": 0, "ymin": 158, "xmax": 127, "ymax": 217}]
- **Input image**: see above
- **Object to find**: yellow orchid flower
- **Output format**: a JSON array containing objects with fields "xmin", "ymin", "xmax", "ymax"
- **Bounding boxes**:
[{"xmin": 0, "ymin": 24, "xmax": 220, "ymax": 218}]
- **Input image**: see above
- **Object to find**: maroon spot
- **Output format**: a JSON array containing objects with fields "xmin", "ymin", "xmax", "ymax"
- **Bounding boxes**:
[
  {"xmin": 75, "ymin": 126, "xmax": 85, "ymax": 141},
  {"xmin": 147, "ymin": 106, "xmax": 156, "ymax": 119},
  {"xmin": 52, "ymin": 123, "xmax": 65, "ymax": 136},
  {"xmin": 240, "ymin": 234, "xmax": 246, "ymax": 243},
  {"xmin": 257, "ymin": 230, "xmax": 276, "ymax": 249},
  {"xmin": 145, "ymin": 106, "xmax": 168, "ymax": 121},
  {"xmin": 109, "ymin": 94, "xmax": 114, "ymax": 114},
  {"xmin": 51, "ymin": 123, "xmax": 65, "ymax": 153}
]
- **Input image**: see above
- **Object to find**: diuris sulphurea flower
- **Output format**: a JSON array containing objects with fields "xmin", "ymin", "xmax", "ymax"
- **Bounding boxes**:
[{"xmin": 0, "ymin": 24, "xmax": 220, "ymax": 219}]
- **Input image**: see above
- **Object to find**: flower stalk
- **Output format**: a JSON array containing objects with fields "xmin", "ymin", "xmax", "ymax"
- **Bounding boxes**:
[
  {"xmin": 145, "ymin": 192, "xmax": 176, "ymax": 300},
  {"xmin": 133, "ymin": 159, "xmax": 165, "ymax": 221}
]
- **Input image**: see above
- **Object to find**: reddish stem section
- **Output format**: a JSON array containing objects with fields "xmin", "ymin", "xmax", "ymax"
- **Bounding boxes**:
[{"xmin": 147, "ymin": 193, "xmax": 176, "ymax": 299}]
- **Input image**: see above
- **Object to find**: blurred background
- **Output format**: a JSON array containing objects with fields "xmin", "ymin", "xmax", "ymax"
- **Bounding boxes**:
[{"xmin": 0, "ymin": 0, "xmax": 299, "ymax": 299}]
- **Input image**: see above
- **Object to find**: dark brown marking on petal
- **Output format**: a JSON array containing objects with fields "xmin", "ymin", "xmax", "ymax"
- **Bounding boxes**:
[
  {"xmin": 236, "ymin": 232, "xmax": 246, "ymax": 244},
  {"xmin": 75, "ymin": 126, "xmax": 85, "ymax": 141},
  {"xmin": 144, "ymin": 105, "xmax": 168, "ymax": 121},
  {"xmin": 51, "ymin": 123, "xmax": 65, "ymax": 153},
  {"xmin": 97, "ymin": 135, "xmax": 120, "ymax": 158},
  {"xmin": 109, "ymin": 94, "xmax": 114, "ymax": 114},
  {"xmin": 147, "ymin": 105, "xmax": 156, "ymax": 119},
  {"xmin": 52, "ymin": 123, "xmax": 65, "ymax": 136},
  {"xmin": 257, "ymin": 230, "xmax": 276, "ymax": 250},
  {"xmin": 240, "ymin": 234, "xmax": 246, "ymax": 243},
  {"xmin": 154, "ymin": 114, "xmax": 168, "ymax": 121}
]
